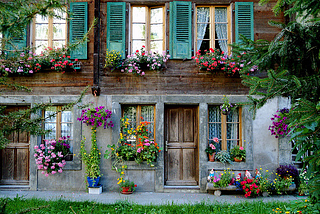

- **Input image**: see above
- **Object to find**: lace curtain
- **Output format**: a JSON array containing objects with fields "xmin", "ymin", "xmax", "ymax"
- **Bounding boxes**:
[
  {"xmin": 196, "ymin": 7, "xmax": 209, "ymax": 51},
  {"xmin": 208, "ymin": 106, "xmax": 239, "ymax": 151},
  {"xmin": 215, "ymin": 7, "xmax": 228, "ymax": 54}
]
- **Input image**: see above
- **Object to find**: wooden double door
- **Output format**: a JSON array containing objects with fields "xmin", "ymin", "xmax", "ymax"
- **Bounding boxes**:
[
  {"xmin": 164, "ymin": 106, "xmax": 199, "ymax": 186},
  {"xmin": 0, "ymin": 106, "xmax": 30, "ymax": 185}
]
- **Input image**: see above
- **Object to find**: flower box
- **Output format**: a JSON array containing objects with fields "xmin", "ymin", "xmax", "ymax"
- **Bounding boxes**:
[
  {"xmin": 88, "ymin": 185, "xmax": 102, "ymax": 194},
  {"xmin": 206, "ymin": 183, "xmax": 238, "ymax": 197}
]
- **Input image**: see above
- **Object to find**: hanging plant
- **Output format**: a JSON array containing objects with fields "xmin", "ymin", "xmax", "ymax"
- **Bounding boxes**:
[{"xmin": 78, "ymin": 106, "xmax": 113, "ymax": 183}]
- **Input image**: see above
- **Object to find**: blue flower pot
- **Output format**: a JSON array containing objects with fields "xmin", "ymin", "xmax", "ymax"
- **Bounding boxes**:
[{"xmin": 87, "ymin": 176, "xmax": 100, "ymax": 187}]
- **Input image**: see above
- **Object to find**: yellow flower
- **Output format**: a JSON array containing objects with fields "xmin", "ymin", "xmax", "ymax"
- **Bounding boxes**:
[{"xmin": 121, "ymin": 172, "xmax": 124, "ymax": 175}]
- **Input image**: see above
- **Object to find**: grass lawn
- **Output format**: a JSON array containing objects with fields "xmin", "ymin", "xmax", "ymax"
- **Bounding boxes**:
[{"xmin": 0, "ymin": 196, "xmax": 317, "ymax": 214}]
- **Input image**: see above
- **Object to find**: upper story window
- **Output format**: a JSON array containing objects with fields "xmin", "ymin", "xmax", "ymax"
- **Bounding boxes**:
[
  {"xmin": 196, "ymin": 6, "xmax": 231, "ymax": 54},
  {"xmin": 34, "ymin": 10, "xmax": 67, "ymax": 54},
  {"xmin": 208, "ymin": 106, "xmax": 242, "ymax": 152},
  {"xmin": 131, "ymin": 6, "xmax": 164, "ymax": 53},
  {"xmin": 107, "ymin": 1, "xmax": 253, "ymax": 60}
]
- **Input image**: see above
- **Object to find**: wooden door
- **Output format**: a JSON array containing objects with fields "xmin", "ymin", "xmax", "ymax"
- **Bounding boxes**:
[
  {"xmin": 164, "ymin": 106, "xmax": 198, "ymax": 186},
  {"xmin": 0, "ymin": 106, "xmax": 30, "ymax": 185}
]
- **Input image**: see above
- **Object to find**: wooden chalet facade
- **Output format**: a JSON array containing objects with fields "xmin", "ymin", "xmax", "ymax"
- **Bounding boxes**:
[{"xmin": 0, "ymin": 0, "xmax": 293, "ymax": 192}]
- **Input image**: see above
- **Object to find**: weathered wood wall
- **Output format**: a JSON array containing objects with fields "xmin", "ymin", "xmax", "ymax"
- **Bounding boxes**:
[{"xmin": 3, "ymin": 0, "xmax": 284, "ymax": 96}]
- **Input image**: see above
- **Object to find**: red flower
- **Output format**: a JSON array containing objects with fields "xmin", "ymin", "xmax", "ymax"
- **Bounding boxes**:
[{"xmin": 134, "ymin": 184, "xmax": 137, "ymax": 187}]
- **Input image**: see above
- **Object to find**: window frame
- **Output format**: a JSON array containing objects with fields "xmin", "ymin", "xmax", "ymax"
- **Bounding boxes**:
[
  {"xmin": 195, "ymin": 5, "xmax": 232, "ymax": 54},
  {"xmin": 42, "ymin": 106, "xmax": 73, "ymax": 149},
  {"xmin": 208, "ymin": 105, "xmax": 242, "ymax": 151},
  {"xmin": 130, "ymin": 5, "xmax": 165, "ymax": 53},
  {"xmin": 121, "ymin": 104, "xmax": 156, "ymax": 145},
  {"xmin": 32, "ymin": 9, "xmax": 68, "ymax": 52}
]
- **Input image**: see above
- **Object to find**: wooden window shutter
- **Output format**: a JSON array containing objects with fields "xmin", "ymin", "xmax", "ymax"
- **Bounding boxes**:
[
  {"xmin": 69, "ymin": 2, "xmax": 88, "ymax": 59},
  {"xmin": 169, "ymin": 1, "xmax": 192, "ymax": 59},
  {"xmin": 107, "ymin": 2, "xmax": 126, "ymax": 59},
  {"xmin": 235, "ymin": 2, "xmax": 254, "ymax": 43},
  {"xmin": 5, "ymin": 29, "xmax": 27, "ymax": 55}
]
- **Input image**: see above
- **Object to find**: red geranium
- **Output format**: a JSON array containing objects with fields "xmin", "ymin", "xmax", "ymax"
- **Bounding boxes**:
[{"xmin": 241, "ymin": 177, "xmax": 260, "ymax": 197}]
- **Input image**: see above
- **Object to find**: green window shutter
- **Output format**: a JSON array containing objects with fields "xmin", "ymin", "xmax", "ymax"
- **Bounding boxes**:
[
  {"xmin": 169, "ymin": 1, "xmax": 192, "ymax": 59},
  {"xmin": 235, "ymin": 2, "xmax": 254, "ymax": 43},
  {"xmin": 106, "ymin": 2, "xmax": 126, "ymax": 59},
  {"xmin": 69, "ymin": 2, "xmax": 88, "ymax": 59},
  {"xmin": 5, "ymin": 29, "xmax": 27, "ymax": 55}
]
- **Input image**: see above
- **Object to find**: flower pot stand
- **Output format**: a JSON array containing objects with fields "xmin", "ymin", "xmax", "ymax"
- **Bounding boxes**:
[
  {"xmin": 88, "ymin": 185, "xmax": 102, "ymax": 194},
  {"xmin": 206, "ymin": 183, "xmax": 238, "ymax": 197}
]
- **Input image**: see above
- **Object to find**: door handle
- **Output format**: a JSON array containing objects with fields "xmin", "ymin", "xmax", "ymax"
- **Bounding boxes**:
[{"xmin": 165, "ymin": 141, "xmax": 168, "ymax": 152}]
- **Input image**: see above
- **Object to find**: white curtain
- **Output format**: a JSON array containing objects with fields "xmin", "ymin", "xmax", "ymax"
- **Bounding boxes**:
[
  {"xmin": 197, "ymin": 7, "xmax": 209, "ymax": 51},
  {"xmin": 227, "ymin": 110, "xmax": 239, "ymax": 150},
  {"xmin": 215, "ymin": 8, "xmax": 228, "ymax": 54}
]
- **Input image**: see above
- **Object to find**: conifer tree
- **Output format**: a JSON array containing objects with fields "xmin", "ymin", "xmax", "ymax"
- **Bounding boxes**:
[{"xmin": 232, "ymin": 0, "xmax": 320, "ymax": 206}]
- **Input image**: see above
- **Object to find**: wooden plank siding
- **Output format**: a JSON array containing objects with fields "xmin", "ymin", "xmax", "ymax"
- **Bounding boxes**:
[{"xmin": 2, "ymin": 0, "xmax": 284, "ymax": 96}]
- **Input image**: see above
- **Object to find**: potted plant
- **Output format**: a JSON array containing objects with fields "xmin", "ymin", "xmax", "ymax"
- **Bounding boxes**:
[
  {"xmin": 118, "ymin": 179, "xmax": 137, "ymax": 194},
  {"xmin": 34, "ymin": 139, "xmax": 67, "ymax": 177},
  {"xmin": 104, "ymin": 49, "xmax": 123, "ymax": 71},
  {"xmin": 230, "ymin": 145, "xmax": 246, "ymax": 162},
  {"xmin": 78, "ymin": 105, "xmax": 113, "ymax": 188},
  {"xmin": 55, "ymin": 136, "xmax": 73, "ymax": 161},
  {"xmin": 215, "ymin": 150, "xmax": 232, "ymax": 164},
  {"xmin": 205, "ymin": 137, "xmax": 219, "ymax": 162},
  {"xmin": 220, "ymin": 95, "xmax": 234, "ymax": 115}
]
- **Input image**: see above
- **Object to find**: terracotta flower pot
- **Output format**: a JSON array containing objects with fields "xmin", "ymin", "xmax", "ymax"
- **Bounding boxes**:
[
  {"xmin": 234, "ymin": 157, "xmax": 243, "ymax": 162},
  {"xmin": 121, "ymin": 187, "xmax": 133, "ymax": 194},
  {"xmin": 208, "ymin": 153, "xmax": 216, "ymax": 162}
]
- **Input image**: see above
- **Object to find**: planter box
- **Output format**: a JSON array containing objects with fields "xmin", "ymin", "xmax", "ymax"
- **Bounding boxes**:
[
  {"xmin": 206, "ymin": 183, "xmax": 238, "ymax": 196},
  {"xmin": 88, "ymin": 185, "xmax": 102, "ymax": 194}
]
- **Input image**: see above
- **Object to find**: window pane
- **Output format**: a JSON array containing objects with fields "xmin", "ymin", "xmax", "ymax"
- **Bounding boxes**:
[
  {"xmin": 197, "ymin": 24, "xmax": 210, "ymax": 40},
  {"xmin": 45, "ymin": 123, "xmax": 56, "ymax": 139},
  {"xmin": 36, "ymin": 14, "xmax": 48, "ymax": 23},
  {"xmin": 132, "ymin": 24, "xmax": 146, "ymax": 40},
  {"xmin": 141, "ymin": 106, "xmax": 154, "ymax": 139},
  {"xmin": 132, "ymin": 7, "xmax": 145, "ymax": 22},
  {"xmin": 132, "ymin": 41, "xmax": 145, "ymax": 54},
  {"xmin": 53, "ymin": 10, "xmax": 66, "ymax": 23},
  {"xmin": 123, "ymin": 106, "xmax": 137, "ymax": 139},
  {"xmin": 61, "ymin": 123, "xmax": 73, "ymax": 138},
  {"xmin": 215, "ymin": 7, "xmax": 227, "ymax": 23},
  {"xmin": 150, "ymin": 8, "xmax": 163, "ymax": 23},
  {"xmin": 35, "ymin": 24, "xmax": 49, "ymax": 40},
  {"xmin": 209, "ymin": 123, "xmax": 221, "ymax": 139},
  {"xmin": 150, "ymin": 41, "xmax": 163, "ymax": 53},
  {"xmin": 227, "ymin": 140, "xmax": 238, "ymax": 151},
  {"xmin": 52, "ymin": 40, "xmax": 65, "ymax": 49},
  {"xmin": 197, "ymin": 7, "xmax": 210, "ymax": 22},
  {"xmin": 53, "ymin": 23, "xmax": 66, "ymax": 40},
  {"xmin": 215, "ymin": 24, "xmax": 228, "ymax": 39},
  {"xmin": 61, "ymin": 111, "xmax": 72, "ymax": 122},
  {"xmin": 150, "ymin": 24, "xmax": 163, "ymax": 40},
  {"xmin": 209, "ymin": 106, "xmax": 221, "ymax": 122},
  {"xmin": 197, "ymin": 40, "xmax": 210, "ymax": 53}
]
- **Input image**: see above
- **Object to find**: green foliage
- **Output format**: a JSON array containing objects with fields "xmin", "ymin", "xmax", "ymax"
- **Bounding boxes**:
[
  {"xmin": 80, "ymin": 134, "xmax": 101, "ymax": 179},
  {"xmin": 231, "ymin": 0, "xmax": 320, "ymax": 207},
  {"xmin": 0, "ymin": 0, "xmax": 69, "ymax": 37},
  {"xmin": 215, "ymin": 150, "xmax": 232, "ymax": 164},
  {"xmin": 230, "ymin": 145, "xmax": 246, "ymax": 160},
  {"xmin": 2, "ymin": 196, "xmax": 318, "ymax": 214},
  {"xmin": 0, "ymin": 87, "xmax": 88, "ymax": 150}
]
